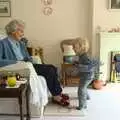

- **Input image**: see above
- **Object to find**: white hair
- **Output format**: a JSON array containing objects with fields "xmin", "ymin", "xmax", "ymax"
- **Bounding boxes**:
[{"xmin": 5, "ymin": 19, "xmax": 25, "ymax": 35}]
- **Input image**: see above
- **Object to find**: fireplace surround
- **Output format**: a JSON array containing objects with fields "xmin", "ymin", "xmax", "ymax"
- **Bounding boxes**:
[{"xmin": 98, "ymin": 32, "xmax": 120, "ymax": 82}]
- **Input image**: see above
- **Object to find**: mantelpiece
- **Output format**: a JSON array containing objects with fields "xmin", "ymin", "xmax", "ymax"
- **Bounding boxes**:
[{"xmin": 98, "ymin": 32, "xmax": 120, "ymax": 82}]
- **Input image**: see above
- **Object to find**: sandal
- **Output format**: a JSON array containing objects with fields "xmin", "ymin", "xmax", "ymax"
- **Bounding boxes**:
[
  {"xmin": 52, "ymin": 98, "xmax": 70, "ymax": 106},
  {"xmin": 61, "ymin": 93, "xmax": 69, "ymax": 100}
]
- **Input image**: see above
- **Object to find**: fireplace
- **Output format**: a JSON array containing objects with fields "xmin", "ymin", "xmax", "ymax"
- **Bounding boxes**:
[{"xmin": 98, "ymin": 32, "xmax": 120, "ymax": 82}]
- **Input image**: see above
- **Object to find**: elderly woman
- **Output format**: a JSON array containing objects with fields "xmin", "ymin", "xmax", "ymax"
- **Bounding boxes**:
[{"xmin": 0, "ymin": 19, "xmax": 69, "ymax": 106}]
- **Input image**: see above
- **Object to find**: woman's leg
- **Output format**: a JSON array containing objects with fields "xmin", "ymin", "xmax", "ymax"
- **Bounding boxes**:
[
  {"xmin": 33, "ymin": 64, "xmax": 62, "ymax": 96},
  {"xmin": 33, "ymin": 64, "xmax": 70, "ymax": 106}
]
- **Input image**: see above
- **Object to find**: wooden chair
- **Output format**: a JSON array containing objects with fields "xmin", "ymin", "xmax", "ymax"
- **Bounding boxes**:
[{"xmin": 60, "ymin": 38, "xmax": 80, "ymax": 87}]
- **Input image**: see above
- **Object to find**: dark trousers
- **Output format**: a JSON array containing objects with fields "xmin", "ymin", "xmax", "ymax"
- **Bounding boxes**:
[{"xmin": 33, "ymin": 64, "xmax": 62, "ymax": 96}]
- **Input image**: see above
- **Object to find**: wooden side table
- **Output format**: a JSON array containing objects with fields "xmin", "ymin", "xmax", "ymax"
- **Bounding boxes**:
[
  {"xmin": 61, "ymin": 63, "xmax": 80, "ymax": 87},
  {"xmin": 0, "ymin": 80, "xmax": 30, "ymax": 120}
]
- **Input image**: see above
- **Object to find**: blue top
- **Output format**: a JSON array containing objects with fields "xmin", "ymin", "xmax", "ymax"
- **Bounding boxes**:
[
  {"xmin": 8, "ymin": 37, "xmax": 24, "ymax": 60},
  {"xmin": 0, "ymin": 37, "xmax": 32, "ymax": 67},
  {"xmin": 73, "ymin": 53, "xmax": 100, "ymax": 80}
]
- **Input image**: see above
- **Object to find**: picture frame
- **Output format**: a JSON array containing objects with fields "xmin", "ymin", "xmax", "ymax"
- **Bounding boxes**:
[
  {"xmin": 110, "ymin": 51, "xmax": 120, "ymax": 82},
  {"xmin": 109, "ymin": 0, "xmax": 120, "ymax": 10},
  {"xmin": 0, "ymin": 0, "xmax": 11, "ymax": 17}
]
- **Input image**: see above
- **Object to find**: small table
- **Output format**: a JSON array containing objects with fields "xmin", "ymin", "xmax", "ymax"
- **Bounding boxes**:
[
  {"xmin": 61, "ymin": 63, "xmax": 80, "ymax": 87},
  {"xmin": 0, "ymin": 80, "xmax": 30, "ymax": 120}
]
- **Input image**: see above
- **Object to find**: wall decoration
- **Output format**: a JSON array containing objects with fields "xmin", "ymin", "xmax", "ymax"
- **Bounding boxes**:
[
  {"xmin": 41, "ymin": 0, "xmax": 53, "ymax": 16},
  {"xmin": 0, "ymin": 0, "xmax": 11, "ymax": 17},
  {"xmin": 42, "ymin": 0, "xmax": 52, "ymax": 5},
  {"xmin": 109, "ymin": 0, "xmax": 120, "ymax": 9},
  {"xmin": 43, "ymin": 7, "xmax": 53, "ymax": 16}
]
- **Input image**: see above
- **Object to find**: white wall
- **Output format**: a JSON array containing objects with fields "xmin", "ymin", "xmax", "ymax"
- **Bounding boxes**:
[
  {"xmin": 0, "ymin": 0, "xmax": 89, "ymax": 67},
  {"xmin": 91, "ymin": 0, "xmax": 120, "ymax": 81},
  {"xmin": 92, "ymin": 0, "xmax": 120, "ymax": 56},
  {"xmin": 1, "ymin": 0, "xmax": 119, "ymax": 68}
]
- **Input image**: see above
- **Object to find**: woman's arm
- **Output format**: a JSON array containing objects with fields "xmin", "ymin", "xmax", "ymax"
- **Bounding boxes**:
[{"xmin": 0, "ymin": 42, "xmax": 17, "ymax": 67}]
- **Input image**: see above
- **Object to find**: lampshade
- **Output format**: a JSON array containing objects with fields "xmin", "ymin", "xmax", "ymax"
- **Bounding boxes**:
[{"xmin": 63, "ymin": 45, "xmax": 76, "ymax": 56}]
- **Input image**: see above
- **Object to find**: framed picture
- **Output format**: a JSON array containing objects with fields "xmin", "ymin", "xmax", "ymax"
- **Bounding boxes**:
[
  {"xmin": 0, "ymin": 0, "xmax": 11, "ymax": 17},
  {"xmin": 109, "ymin": 0, "xmax": 120, "ymax": 10},
  {"xmin": 110, "ymin": 51, "xmax": 120, "ymax": 82}
]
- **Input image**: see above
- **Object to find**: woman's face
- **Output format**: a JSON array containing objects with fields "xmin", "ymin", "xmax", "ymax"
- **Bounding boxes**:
[{"xmin": 11, "ymin": 25, "xmax": 24, "ymax": 41}]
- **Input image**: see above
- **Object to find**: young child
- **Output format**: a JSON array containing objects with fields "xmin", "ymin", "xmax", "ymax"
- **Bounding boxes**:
[{"xmin": 72, "ymin": 38, "xmax": 100, "ymax": 115}]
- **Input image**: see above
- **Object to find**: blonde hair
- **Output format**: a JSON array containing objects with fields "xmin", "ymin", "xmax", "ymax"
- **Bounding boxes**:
[{"xmin": 73, "ymin": 37, "xmax": 89, "ymax": 55}]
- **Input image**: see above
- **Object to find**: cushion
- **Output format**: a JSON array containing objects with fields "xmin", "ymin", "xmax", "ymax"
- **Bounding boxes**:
[
  {"xmin": 31, "ymin": 56, "xmax": 42, "ymax": 64},
  {"xmin": 0, "ymin": 28, "xmax": 6, "ymax": 40}
]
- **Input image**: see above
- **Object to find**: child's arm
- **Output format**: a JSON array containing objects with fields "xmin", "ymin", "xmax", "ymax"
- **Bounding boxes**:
[
  {"xmin": 79, "ymin": 53, "xmax": 102, "ymax": 67},
  {"xmin": 90, "ymin": 57, "xmax": 103, "ymax": 67},
  {"xmin": 72, "ymin": 54, "xmax": 102, "ymax": 72},
  {"xmin": 72, "ymin": 57, "xmax": 89, "ymax": 72}
]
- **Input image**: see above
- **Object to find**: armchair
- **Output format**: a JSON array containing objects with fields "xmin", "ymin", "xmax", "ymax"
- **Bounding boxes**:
[
  {"xmin": 0, "ymin": 47, "xmax": 48, "ymax": 118},
  {"xmin": 0, "ymin": 33, "xmax": 48, "ymax": 117}
]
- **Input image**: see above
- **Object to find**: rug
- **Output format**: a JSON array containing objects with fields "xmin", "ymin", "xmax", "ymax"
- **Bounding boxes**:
[
  {"xmin": 44, "ymin": 87, "xmax": 82, "ymax": 116},
  {"xmin": 44, "ymin": 84, "xmax": 120, "ymax": 117},
  {"xmin": 44, "ymin": 98, "xmax": 81, "ymax": 116}
]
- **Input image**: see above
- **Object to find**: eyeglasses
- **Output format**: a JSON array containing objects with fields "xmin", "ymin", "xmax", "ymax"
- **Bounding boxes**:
[{"xmin": 16, "ymin": 28, "xmax": 24, "ymax": 33}]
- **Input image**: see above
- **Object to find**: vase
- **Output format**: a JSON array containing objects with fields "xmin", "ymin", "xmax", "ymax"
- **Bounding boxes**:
[{"xmin": 92, "ymin": 80, "xmax": 104, "ymax": 90}]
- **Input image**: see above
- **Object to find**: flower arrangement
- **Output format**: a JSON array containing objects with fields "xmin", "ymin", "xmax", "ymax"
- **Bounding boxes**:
[{"xmin": 94, "ymin": 71, "xmax": 102, "ymax": 80}]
